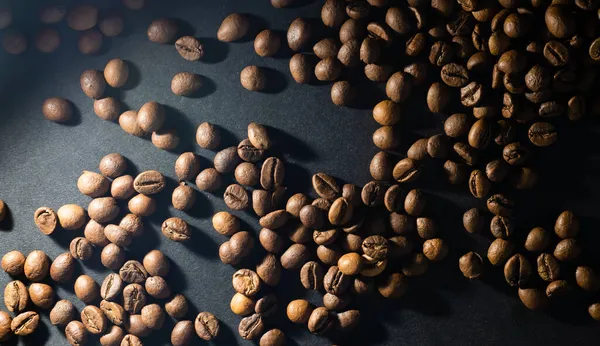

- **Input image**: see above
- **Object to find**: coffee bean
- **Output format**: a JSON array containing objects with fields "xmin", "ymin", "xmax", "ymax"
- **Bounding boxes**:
[
  {"xmin": 194, "ymin": 168, "xmax": 221, "ymax": 192},
  {"xmin": 519, "ymin": 287, "xmax": 548, "ymax": 311},
  {"xmin": 132, "ymin": 170, "xmax": 165, "ymax": 196},
  {"xmin": 238, "ymin": 313, "xmax": 264, "ymax": 340},
  {"xmin": 467, "ymin": 119, "xmax": 491, "ymax": 149},
  {"xmin": 498, "ymin": 50, "xmax": 526, "ymax": 74},
  {"xmin": 80, "ymin": 69, "xmax": 106, "ymax": 99},
  {"xmin": 4, "ymin": 280, "xmax": 28, "ymax": 313},
  {"xmin": 324, "ymin": 266, "xmax": 350, "ymax": 295},
  {"xmin": 254, "ymin": 29, "xmax": 281, "ymax": 57},
  {"xmin": 442, "ymin": 160, "xmax": 467, "ymax": 185},
  {"xmin": 81, "ymin": 305, "xmax": 106, "ymax": 334},
  {"xmin": 100, "ymin": 273, "xmax": 122, "ymax": 301},
  {"xmin": 261, "ymin": 157, "xmax": 284, "ymax": 190},
  {"xmin": 554, "ymin": 210, "xmax": 579, "ymax": 239},
  {"xmin": 122, "ymin": 283, "xmax": 147, "ymax": 314},
  {"xmin": 281, "ymin": 244, "xmax": 311, "ymax": 270},
  {"xmin": 404, "ymin": 189, "xmax": 425, "ymax": 217},
  {"xmin": 154, "ymin": 128, "xmax": 180, "ymax": 149},
  {"xmin": 407, "ymin": 138, "xmax": 429, "ymax": 161},
  {"xmin": 1, "ymin": 251, "xmax": 24, "ymax": 277},
  {"xmin": 260, "ymin": 328, "xmax": 285, "ymax": 346},
  {"xmin": 416, "ymin": 217, "xmax": 437, "ymax": 240},
  {"xmin": 459, "ymin": 252, "xmax": 484, "ymax": 279},
  {"xmin": 288, "ymin": 18, "xmax": 312, "ymax": 51},
  {"xmin": 423, "ymin": 238, "xmax": 448, "ymax": 261},
  {"xmin": 504, "ymin": 254, "xmax": 532, "ymax": 287},
  {"xmin": 119, "ymin": 260, "xmax": 148, "ymax": 284},
  {"xmin": 290, "ymin": 53, "xmax": 314, "ymax": 83},
  {"xmin": 390, "ymin": 158, "xmax": 419, "ymax": 183},
  {"xmin": 299, "ymin": 261, "xmax": 324, "ymax": 291},
  {"xmin": 441, "ymin": 63, "xmax": 469, "ymax": 87},
  {"xmin": 128, "ymin": 194, "xmax": 156, "ymax": 217},
  {"xmin": 24, "ymin": 250, "xmax": 50, "ymax": 282},
  {"xmin": 361, "ymin": 235, "xmax": 387, "ymax": 261},
  {"xmin": 147, "ymin": 18, "xmax": 177, "ymax": 43},
  {"xmin": 171, "ymin": 320, "xmax": 194, "ymax": 346},
  {"xmin": 74, "ymin": 275, "xmax": 99, "ymax": 303},
  {"xmin": 65, "ymin": 320, "xmax": 87, "ymax": 345},
  {"xmin": 430, "ymin": 41, "xmax": 454, "ymax": 67},
  {"xmin": 216, "ymin": 13, "xmax": 249, "ymax": 42},
  {"xmin": 545, "ymin": 5, "xmax": 575, "ymax": 38},
  {"xmin": 313, "ymin": 38, "xmax": 340, "ymax": 60},
  {"xmin": 523, "ymin": 227, "xmax": 549, "ymax": 253},
  {"xmin": 257, "ymin": 254, "xmax": 282, "ymax": 286},
  {"xmin": 312, "ymin": 173, "xmax": 340, "ymax": 200},
  {"xmin": 67, "ymin": 5, "xmax": 97, "ymax": 30},
  {"xmin": 77, "ymin": 29, "xmax": 103, "ymax": 55},
  {"xmin": 34, "ymin": 207, "xmax": 57, "ymax": 235},
  {"xmin": 384, "ymin": 185, "xmax": 404, "ymax": 213},
  {"xmin": 364, "ymin": 63, "xmax": 393, "ymax": 82},
  {"xmin": 241, "ymin": 65, "xmax": 266, "ymax": 91},
  {"xmin": 346, "ymin": 1, "xmax": 370, "ymax": 19},
  {"xmin": 141, "ymin": 304, "xmax": 164, "ymax": 330},
  {"xmin": 49, "ymin": 252, "xmax": 74, "ymax": 283},
  {"xmin": 378, "ymin": 273, "xmax": 407, "ymax": 299},
  {"xmin": 175, "ymin": 36, "xmax": 204, "ymax": 61},
  {"xmin": 100, "ymin": 300, "xmax": 125, "ymax": 327},
  {"xmin": 232, "ymin": 269, "xmax": 261, "ymax": 297},
  {"xmin": 462, "ymin": 208, "xmax": 484, "ymax": 234},
  {"xmin": 99, "ymin": 15, "xmax": 124, "ymax": 37},
  {"xmin": 287, "ymin": 299, "xmax": 313, "ymax": 324},
  {"xmin": 386, "ymin": 72, "xmax": 412, "ymax": 103},
  {"xmin": 41, "ymin": 96, "xmax": 72, "ymax": 122},
  {"xmin": 229, "ymin": 293, "xmax": 256, "ymax": 320},
  {"xmin": 306, "ymin": 307, "xmax": 333, "ymax": 335},
  {"xmin": 546, "ymin": 280, "xmax": 570, "ymax": 298},
  {"xmin": 403, "ymin": 62, "xmax": 428, "ymax": 86},
  {"xmin": 368, "ymin": 151, "xmax": 393, "ymax": 181},
  {"xmin": 195, "ymin": 312, "xmax": 219, "ymax": 340},
  {"xmin": 224, "ymin": 184, "xmax": 250, "ymax": 210},
  {"xmin": 171, "ymin": 72, "xmax": 202, "ymax": 96},
  {"xmin": 576, "ymin": 266, "xmax": 600, "ymax": 292},
  {"xmin": 165, "ymin": 294, "xmax": 188, "ymax": 319},
  {"xmin": 527, "ymin": 122, "xmax": 557, "ymax": 147},
  {"xmin": 366, "ymin": 22, "xmax": 390, "ymax": 43},
  {"xmin": 361, "ymin": 181, "xmax": 385, "ymax": 207},
  {"xmin": 330, "ymin": 81, "xmax": 356, "ymax": 106},
  {"xmin": 487, "ymin": 193, "xmax": 514, "ymax": 217},
  {"xmin": 536, "ymin": 253, "xmax": 561, "ymax": 282},
  {"xmin": 502, "ymin": 142, "xmax": 529, "ymax": 166},
  {"xmin": 487, "ymin": 238, "xmax": 514, "ymax": 266},
  {"xmin": 88, "ymin": 197, "xmax": 119, "ymax": 224},
  {"xmin": 135, "ymin": 101, "xmax": 165, "ymax": 133},
  {"xmin": 338, "ymin": 253, "xmax": 364, "ymax": 276},
  {"xmin": 490, "ymin": 215, "xmax": 514, "ymax": 238},
  {"xmin": 104, "ymin": 224, "xmax": 132, "ymax": 247},
  {"xmin": 69, "ymin": 237, "xmax": 92, "ymax": 261},
  {"xmin": 145, "ymin": 276, "xmax": 170, "ymax": 299},
  {"xmin": 427, "ymin": 135, "xmax": 449, "ymax": 159},
  {"xmin": 460, "ymin": 81, "xmax": 483, "ymax": 107},
  {"xmin": 171, "ymin": 182, "xmax": 196, "ymax": 211},
  {"xmin": 328, "ymin": 197, "xmax": 353, "ymax": 226},
  {"xmin": 405, "ymin": 32, "xmax": 426, "ymax": 57},
  {"xmin": 554, "ymin": 238, "xmax": 581, "ymax": 262},
  {"xmin": 101, "ymin": 244, "xmax": 125, "ymax": 270},
  {"xmin": 427, "ymin": 82, "xmax": 450, "ymax": 112},
  {"xmin": 484, "ymin": 159, "xmax": 508, "ymax": 183},
  {"xmin": 468, "ymin": 169, "xmax": 490, "ymax": 199},
  {"xmin": 162, "ymin": 217, "xmax": 191, "ymax": 242},
  {"xmin": 50, "ymin": 299, "xmax": 75, "ymax": 326}
]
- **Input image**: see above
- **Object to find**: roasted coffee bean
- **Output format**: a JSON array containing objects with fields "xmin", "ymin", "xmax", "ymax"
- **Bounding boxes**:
[
  {"xmin": 174, "ymin": 152, "xmax": 201, "ymax": 182},
  {"xmin": 85, "ymin": 220, "xmax": 110, "ymax": 247},
  {"xmin": 120, "ymin": 260, "xmax": 148, "ymax": 284},
  {"xmin": 42, "ymin": 96, "xmax": 72, "ymax": 122},
  {"xmin": 485, "ymin": 159, "xmax": 509, "ymax": 183},
  {"xmin": 218, "ymin": 13, "xmax": 249, "ymax": 42},
  {"xmin": 328, "ymin": 197, "xmax": 353, "ymax": 226},
  {"xmin": 287, "ymin": 299, "xmax": 313, "ymax": 324},
  {"xmin": 466, "ymin": 52, "xmax": 490, "ymax": 72},
  {"xmin": 378, "ymin": 273, "xmax": 408, "ymax": 299},
  {"xmin": 147, "ymin": 18, "xmax": 177, "ymax": 43},
  {"xmin": 487, "ymin": 194, "xmax": 514, "ymax": 217},
  {"xmin": 24, "ymin": 250, "xmax": 50, "ymax": 282},
  {"xmin": 364, "ymin": 63, "xmax": 393, "ymax": 82},
  {"xmin": 100, "ymin": 273, "xmax": 122, "ymax": 302},
  {"xmin": 503, "ymin": 142, "xmax": 529, "ymax": 165},
  {"xmin": 313, "ymin": 38, "xmax": 339, "ymax": 59},
  {"xmin": 171, "ymin": 72, "xmax": 202, "ymax": 96},
  {"xmin": 111, "ymin": 176, "xmax": 135, "ymax": 200},
  {"xmin": 384, "ymin": 185, "xmax": 404, "ymax": 213},
  {"xmin": 280, "ymin": 244, "xmax": 311, "ymax": 270},
  {"xmin": 406, "ymin": 32, "xmax": 426, "ymax": 56},
  {"xmin": 337, "ymin": 39, "xmax": 360, "ymax": 67},
  {"xmin": 360, "ymin": 37, "xmax": 381, "ymax": 63},
  {"xmin": 567, "ymin": 95, "xmax": 585, "ymax": 121},
  {"xmin": 494, "ymin": 120, "xmax": 515, "ymax": 146},
  {"xmin": 165, "ymin": 294, "xmax": 188, "ymax": 319},
  {"xmin": 101, "ymin": 244, "xmax": 125, "ymax": 270},
  {"xmin": 194, "ymin": 312, "xmax": 219, "ymax": 341},
  {"xmin": 361, "ymin": 181, "xmax": 385, "ymax": 207},
  {"xmin": 289, "ymin": 53, "xmax": 315, "ymax": 83},
  {"xmin": 50, "ymin": 299, "xmax": 75, "ymax": 326},
  {"xmin": 215, "ymin": 147, "xmax": 241, "ymax": 173},
  {"xmin": 554, "ymin": 210, "xmax": 579, "ymax": 239},
  {"xmin": 554, "ymin": 238, "xmax": 581, "ymax": 262},
  {"xmin": 74, "ymin": 275, "xmax": 99, "ymax": 303},
  {"xmin": 524, "ymin": 227, "xmax": 550, "ymax": 253},
  {"xmin": 152, "ymin": 128, "xmax": 180, "ymax": 150},
  {"xmin": 49, "ymin": 252, "xmax": 75, "ymax": 283},
  {"xmin": 366, "ymin": 22, "xmax": 391, "ymax": 43},
  {"xmin": 4, "ymin": 280, "xmax": 28, "ymax": 313},
  {"xmin": 518, "ymin": 287, "xmax": 548, "ymax": 311},
  {"xmin": 78, "ymin": 29, "xmax": 103, "ymax": 55},
  {"xmin": 537, "ymin": 253, "xmax": 561, "ymax": 282},
  {"xmin": 576, "ymin": 266, "xmax": 600, "ymax": 292},
  {"xmin": 427, "ymin": 82, "xmax": 450, "ymax": 112},
  {"xmin": 416, "ymin": 217, "xmax": 437, "ymax": 240},
  {"xmin": 539, "ymin": 100, "xmax": 565, "ymax": 118},
  {"xmin": 68, "ymin": 5, "xmax": 97, "ymax": 31},
  {"xmin": 441, "ymin": 63, "xmax": 469, "ymax": 87},
  {"xmin": 300, "ymin": 261, "xmax": 324, "ymax": 290},
  {"xmin": 261, "ymin": 157, "xmax": 284, "ymax": 190},
  {"xmin": 487, "ymin": 238, "xmax": 514, "ymax": 266},
  {"xmin": 306, "ymin": 307, "xmax": 333, "ymax": 335},
  {"xmin": 133, "ymin": 170, "xmax": 165, "ymax": 195},
  {"xmin": 324, "ymin": 266, "xmax": 350, "ymax": 295},
  {"xmin": 427, "ymin": 135, "xmax": 449, "ymax": 159},
  {"xmin": 362, "ymin": 235, "xmax": 388, "ymax": 261},
  {"xmin": 231, "ymin": 294, "xmax": 255, "ymax": 316},
  {"xmin": 468, "ymin": 119, "xmax": 492, "ymax": 149},
  {"xmin": 423, "ymin": 238, "xmax": 448, "ymax": 261},
  {"xmin": 174, "ymin": 36, "xmax": 205, "ymax": 61},
  {"xmin": 81, "ymin": 305, "xmax": 107, "ymax": 334},
  {"xmin": 34, "ymin": 207, "xmax": 57, "ymax": 235},
  {"xmin": 238, "ymin": 313, "xmax": 265, "ymax": 340},
  {"xmin": 544, "ymin": 40, "xmax": 569, "ymax": 66},
  {"xmin": 490, "ymin": 34, "xmax": 511, "ymax": 59},
  {"xmin": 504, "ymin": 254, "xmax": 532, "ymax": 287},
  {"xmin": 257, "ymin": 254, "xmax": 282, "ymax": 286},
  {"xmin": 463, "ymin": 208, "xmax": 484, "ymax": 234},
  {"xmin": 468, "ymin": 169, "xmax": 491, "ymax": 199},
  {"xmin": 194, "ymin": 122, "xmax": 221, "ymax": 150},
  {"xmin": 546, "ymin": 280, "xmax": 570, "ymax": 298},
  {"xmin": 252, "ymin": 29, "xmax": 281, "ymax": 56},
  {"xmin": 145, "ymin": 276, "xmax": 170, "ymax": 299},
  {"xmin": 338, "ymin": 253, "xmax": 364, "ymax": 276},
  {"xmin": 401, "ymin": 252, "xmax": 427, "ymax": 277},
  {"xmin": 386, "ymin": 72, "xmax": 412, "ymax": 103},
  {"xmin": 104, "ymin": 58, "xmax": 129, "ymax": 88},
  {"xmin": 123, "ymin": 283, "xmax": 147, "ymax": 314},
  {"xmin": 65, "ymin": 320, "xmax": 88, "ymax": 345},
  {"xmin": 232, "ymin": 269, "xmax": 261, "ymax": 297},
  {"xmin": 315, "ymin": 57, "xmax": 342, "ymax": 82},
  {"xmin": 459, "ymin": 252, "xmax": 484, "ymax": 279},
  {"xmin": 171, "ymin": 320, "xmax": 194, "ymax": 346},
  {"xmin": 141, "ymin": 304, "xmax": 165, "ymax": 330},
  {"xmin": 240, "ymin": 65, "xmax": 266, "ymax": 91},
  {"xmin": 287, "ymin": 18, "xmax": 312, "ymax": 51},
  {"xmin": 194, "ymin": 168, "xmax": 221, "ymax": 192},
  {"xmin": 331, "ymin": 81, "xmax": 356, "ymax": 106},
  {"xmin": 392, "ymin": 158, "xmax": 420, "ymax": 183},
  {"xmin": 403, "ymin": 62, "xmax": 428, "ymax": 85},
  {"xmin": 528, "ymin": 122, "xmax": 557, "ymax": 147},
  {"xmin": 490, "ymin": 215, "xmax": 514, "ymax": 239},
  {"xmin": 430, "ymin": 41, "xmax": 454, "ymax": 67},
  {"xmin": 407, "ymin": 138, "xmax": 429, "ymax": 161},
  {"xmin": 404, "ymin": 189, "xmax": 426, "ymax": 217},
  {"xmin": 525, "ymin": 65, "xmax": 550, "ymax": 92},
  {"xmin": 77, "ymin": 170, "xmax": 109, "ymax": 198},
  {"xmin": 443, "ymin": 160, "xmax": 468, "ymax": 185},
  {"xmin": 369, "ymin": 151, "xmax": 393, "ymax": 181},
  {"xmin": 224, "ymin": 184, "xmax": 249, "ymax": 211},
  {"xmin": 99, "ymin": 15, "xmax": 124, "ymax": 37},
  {"xmin": 312, "ymin": 173, "xmax": 340, "ymax": 200},
  {"xmin": 460, "ymin": 81, "xmax": 483, "ymax": 107},
  {"xmin": 2, "ymin": 251, "xmax": 25, "ymax": 277},
  {"xmin": 100, "ymin": 299, "xmax": 126, "ymax": 326}
]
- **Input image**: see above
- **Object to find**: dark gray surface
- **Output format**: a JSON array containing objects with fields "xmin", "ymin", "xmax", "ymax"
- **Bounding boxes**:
[{"xmin": 0, "ymin": 0, "xmax": 600, "ymax": 345}]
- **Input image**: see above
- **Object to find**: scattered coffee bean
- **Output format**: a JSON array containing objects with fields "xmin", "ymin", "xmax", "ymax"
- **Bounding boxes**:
[
  {"xmin": 287, "ymin": 18, "xmax": 312, "ymax": 51},
  {"xmin": 65, "ymin": 320, "xmax": 88, "ymax": 345},
  {"xmin": 147, "ymin": 18, "xmax": 177, "ymax": 43},
  {"xmin": 50, "ymin": 299, "xmax": 75, "ymax": 326},
  {"xmin": 176, "ymin": 36, "xmax": 204, "ymax": 61},
  {"xmin": 286, "ymin": 299, "xmax": 313, "ymax": 324},
  {"xmin": 1, "ymin": 251, "xmax": 25, "ymax": 276},
  {"xmin": 171, "ymin": 72, "xmax": 202, "ymax": 96},
  {"xmin": 165, "ymin": 294, "xmax": 188, "ymax": 319},
  {"xmin": 74, "ymin": 275, "xmax": 99, "ymax": 303},
  {"xmin": 218, "ymin": 13, "xmax": 249, "ymax": 42},
  {"xmin": 171, "ymin": 320, "xmax": 194, "ymax": 346}
]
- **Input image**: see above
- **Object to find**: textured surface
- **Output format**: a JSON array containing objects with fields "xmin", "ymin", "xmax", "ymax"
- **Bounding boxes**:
[{"xmin": 0, "ymin": 0, "xmax": 599, "ymax": 345}]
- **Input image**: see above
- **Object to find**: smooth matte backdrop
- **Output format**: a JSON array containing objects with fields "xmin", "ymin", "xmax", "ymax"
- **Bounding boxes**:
[{"xmin": 0, "ymin": 0, "xmax": 599, "ymax": 345}]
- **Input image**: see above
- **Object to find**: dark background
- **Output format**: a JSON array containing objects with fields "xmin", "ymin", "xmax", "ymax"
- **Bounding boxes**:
[{"xmin": 0, "ymin": 0, "xmax": 599, "ymax": 345}]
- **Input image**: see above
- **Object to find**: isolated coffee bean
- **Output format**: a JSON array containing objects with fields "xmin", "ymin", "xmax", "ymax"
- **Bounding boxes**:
[
  {"xmin": 218, "ymin": 13, "xmax": 249, "ymax": 42},
  {"xmin": 576, "ymin": 266, "xmax": 600, "ymax": 292},
  {"xmin": 171, "ymin": 72, "xmax": 202, "ymax": 96},
  {"xmin": 176, "ymin": 36, "xmax": 204, "ymax": 61},
  {"xmin": 34, "ymin": 207, "xmax": 57, "ymax": 235},
  {"xmin": 165, "ymin": 295, "xmax": 188, "ymax": 319},
  {"xmin": 288, "ymin": 18, "xmax": 312, "ymax": 51},
  {"xmin": 147, "ymin": 18, "xmax": 177, "ymax": 43},
  {"xmin": 241, "ymin": 66, "xmax": 266, "ymax": 91},
  {"xmin": 459, "ymin": 252, "xmax": 484, "ymax": 279},
  {"xmin": 290, "ymin": 53, "xmax": 314, "ymax": 84},
  {"xmin": 42, "ymin": 97, "xmax": 72, "ymax": 123},
  {"xmin": 255, "ymin": 29, "xmax": 281, "ymax": 57}
]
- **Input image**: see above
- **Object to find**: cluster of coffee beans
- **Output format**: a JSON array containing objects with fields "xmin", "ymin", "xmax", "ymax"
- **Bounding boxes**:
[
  {"xmin": 0, "ymin": 1, "xmax": 137, "ymax": 56},
  {"xmin": 0, "ymin": 250, "xmax": 51, "ymax": 340},
  {"xmin": 228, "ymin": 269, "xmax": 286, "ymax": 345}
]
